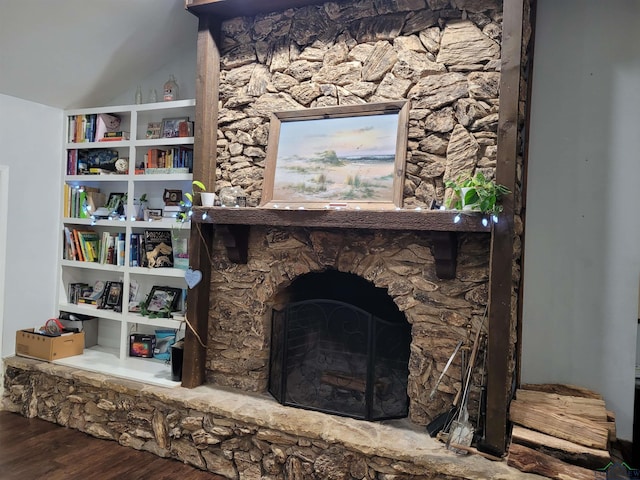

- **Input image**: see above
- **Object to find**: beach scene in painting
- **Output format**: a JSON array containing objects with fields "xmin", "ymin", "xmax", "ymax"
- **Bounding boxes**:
[{"xmin": 271, "ymin": 113, "xmax": 399, "ymax": 204}]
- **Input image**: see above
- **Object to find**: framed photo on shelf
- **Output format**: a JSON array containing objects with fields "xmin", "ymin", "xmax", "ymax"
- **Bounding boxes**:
[
  {"xmin": 260, "ymin": 101, "xmax": 409, "ymax": 210},
  {"xmin": 145, "ymin": 122, "xmax": 162, "ymax": 139},
  {"xmin": 161, "ymin": 117, "xmax": 189, "ymax": 138},
  {"xmin": 163, "ymin": 189, "xmax": 183, "ymax": 206},
  {"xmin": 143, "ymin": 208, "xmax": 163, "ymax": 221},
  {"xmin": 145, "ymin": 286, "xmax": 181, "ymax": 314},
  {"xmin": 103, "ymin": 281, "xmax": 123, "ymax": 311},
  {"xmin": 106, "ymin": 192, "xmax": 125, "ymax": 213}
]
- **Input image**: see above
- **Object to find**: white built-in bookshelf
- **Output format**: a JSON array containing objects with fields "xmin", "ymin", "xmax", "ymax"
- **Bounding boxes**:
[{"xmin": 56, "ymin": 99, "xmax": 196, "ymax": 387}]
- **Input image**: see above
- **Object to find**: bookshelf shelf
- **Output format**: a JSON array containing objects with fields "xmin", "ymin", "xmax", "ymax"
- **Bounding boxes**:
[
  {"xmin": 58, "ymin": 99, "xmax": 195, "ymax": 386},
  {"xmin": 54, "ymin": 346, "xmax": 180, "ymax": 388}
]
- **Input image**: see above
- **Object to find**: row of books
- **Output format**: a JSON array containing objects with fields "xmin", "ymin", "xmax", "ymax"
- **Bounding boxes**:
[
  {"xmin": 63, "ymin": 185, "xmax": 105, "ymax": 218},
  {"xmin": 63, "ymin": 227, "xmax": 178, "ymax": 270},
  {"xmin": 63, "ymin": 228, "xmax": 126, "ymax": 265},
  {"xmin": 68, "ymin": 113, "xmax": 121, "ymax": 144},
  {"xmin": 68, "ymin": 280, "xmax": 123, "ymax": 311},
  {"xmin": 144, "ymin": 147, "xmax": 193, "ymax": 170}
]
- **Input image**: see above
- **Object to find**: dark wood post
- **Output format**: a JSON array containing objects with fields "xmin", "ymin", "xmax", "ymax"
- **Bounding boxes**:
[
  {"xmin": 484, "ymin": 0, "xmax": 527, "ymax": 454},
  {"xmin": 181, "ymin": 13, "xmax": 220, "ymax": 388}
]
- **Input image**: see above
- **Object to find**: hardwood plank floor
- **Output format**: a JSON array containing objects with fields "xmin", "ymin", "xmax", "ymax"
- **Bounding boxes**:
[{"xmin": 0, "ymin": 411, "xmax": 225, "ymax": 479}]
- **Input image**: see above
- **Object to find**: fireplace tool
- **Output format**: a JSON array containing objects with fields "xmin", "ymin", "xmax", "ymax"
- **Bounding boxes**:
[
  {"xmin": 447, "ymin": 321, "xmax": 482, "ymax": 452},
  {"xmin": 426, "ymin": 340, "xmax": 463, "ymax": 436}
]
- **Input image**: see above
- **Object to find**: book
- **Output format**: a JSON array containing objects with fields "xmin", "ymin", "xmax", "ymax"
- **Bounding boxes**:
[
  {"xmin": 101, "ymin": 131, "xmax": 130, "ymax": 140},
  {"xmin": 63, "ymin": 226, "xmax": 77, "ymax": 260},
  {"xmin": 76, "ymin": 230, "xmax": 100, "ymax": 262},
  {"xmin": 117, "ymin": 233, "xmax": 126, "ymax": 266},
  {"xmin": 144, "ymin": 229, "xmax": 173, "ymax": 268},
  {"xmin": 72, "ymin": 229, "xmax": 84, "ymax": 262},
  {"xmin": 145, "ymin": 167, "xmax": 189, "ymax": 175},
  {"xmin": 130, "ymin": 233, "xmax": 140, "ymax": 267}
]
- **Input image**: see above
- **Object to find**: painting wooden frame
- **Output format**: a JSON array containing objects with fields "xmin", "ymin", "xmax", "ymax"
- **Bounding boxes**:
[{"xmin": 260, "ymin": 101, "xmax": 409, "ymax": 210}]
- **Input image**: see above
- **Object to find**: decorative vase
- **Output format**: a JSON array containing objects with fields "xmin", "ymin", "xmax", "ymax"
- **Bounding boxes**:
[{"xmin": 200, "ymin": 192, "xmax": 216, "ymax": 207}]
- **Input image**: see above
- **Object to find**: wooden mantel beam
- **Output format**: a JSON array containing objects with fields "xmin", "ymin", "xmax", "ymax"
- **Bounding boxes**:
[{"xmin": 185, "ymin": 0, "xmax": 327, "ymax": 19}]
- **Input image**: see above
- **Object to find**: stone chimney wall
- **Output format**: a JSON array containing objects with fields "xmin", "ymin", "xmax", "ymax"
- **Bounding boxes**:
[{"xmin": 207, "ymin": 0, "xmax": 504, "ymax": 427}]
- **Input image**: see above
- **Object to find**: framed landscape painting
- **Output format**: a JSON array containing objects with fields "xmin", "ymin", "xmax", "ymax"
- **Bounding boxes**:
[{"xmin": 260, "ymin": 101, "xmax": 409, "ymax": 210}]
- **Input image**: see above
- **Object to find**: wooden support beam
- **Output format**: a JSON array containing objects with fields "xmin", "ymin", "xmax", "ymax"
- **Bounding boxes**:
[
  {"xmin": 181, "ymin": 14, "xmax": 221, "ymax": 388},
  {"xmin": 484, "ymin": 0, "xmax": 526, "ymax": 455},
  {"xmin": 431, "ymin": 231, "xmax": 458, "ymax": 279}
]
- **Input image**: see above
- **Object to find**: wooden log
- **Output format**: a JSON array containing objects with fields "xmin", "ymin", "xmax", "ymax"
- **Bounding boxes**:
[
  {"xmin": 515, "ymin": 389, "xmax": 608, "ymax": 421},
  {"xmin": 511, "ymin": 425, "xmax": 611, "ymax": 470},
  {"xmin": 320, "ymin": 372, "xmax": 366, "ymax": 393},
  {"xmin": 520, "ymin": 383, "xmax": 603, "ymax": 400},
  {"xmin": 595, "ymin": 420, "xmax": 616, "ymax": 442},
  {"xmin": 507, "ymin": 443, "xmax": 604, "ymax": 480},
  {"xmin": 509, "ymin": 399, "xmax": 609, "ymax": 450}
]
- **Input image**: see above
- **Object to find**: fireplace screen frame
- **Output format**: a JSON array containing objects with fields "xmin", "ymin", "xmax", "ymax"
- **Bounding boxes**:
[{"xmin": 268, "ymin": 299, "xmax": 410, "ymax": 421}]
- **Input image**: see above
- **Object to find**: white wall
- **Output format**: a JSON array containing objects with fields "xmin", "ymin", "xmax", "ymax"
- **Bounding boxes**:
[
  {"xmin": 522, "ymin": 0, "xmax": 640, "ymax": 441},
  {"xmin": 0, "ymin": 94, "xmax": 62, "ymax": 358},
  {"xmin": 107, "ymin": 47, "xmax": 197, "ymax": 107}
]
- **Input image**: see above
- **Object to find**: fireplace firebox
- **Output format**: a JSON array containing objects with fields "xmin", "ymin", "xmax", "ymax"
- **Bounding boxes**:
[{"xmin": 269, "ymin": 298, "xmax": 411, "ymax": 421}]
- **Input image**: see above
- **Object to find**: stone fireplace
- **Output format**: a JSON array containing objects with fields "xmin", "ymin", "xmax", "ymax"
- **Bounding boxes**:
[
  {"xmin": 202, "ymin": 0, "xmax": 504, "ymax": 428},
  {"xmin": 206, "ymin": 226, "xmax": 490, "ymax": 426}
]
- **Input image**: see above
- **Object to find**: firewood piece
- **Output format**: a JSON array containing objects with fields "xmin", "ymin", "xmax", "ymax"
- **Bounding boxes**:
[
  {"xmin": 511, "ymin": 425, "xmax": 611, "ymax": 470},
  {"xmin": 520, "ymin": 383, "xmax": 603, "ymax": 400},
  {"xmin": 320, "ymin": 372, "xmax": 366, "ymax": 393},
  {"xmin": 507, "ymin": 443, "xmax": 604, "ymax": 480},
  {"xmin": 515, "ymin": 389, "xmax": 608, "ymax": 421},
  {"xmin": 509, "ymin": 399, "xmax": 609, "ymax": 450},
  {"xmin": 595, "ymin": 420, "xmax": 616, "ymax": 442}
]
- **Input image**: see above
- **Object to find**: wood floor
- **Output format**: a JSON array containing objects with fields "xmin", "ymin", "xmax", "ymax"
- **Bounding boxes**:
[{"xmin": 0, "ymin": 411, "xmax": 225, "ymax": 479}]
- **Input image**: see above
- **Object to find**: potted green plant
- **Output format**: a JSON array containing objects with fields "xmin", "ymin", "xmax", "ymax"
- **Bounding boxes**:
[
  {"xmin": 177, "ymin": 180, "xmax": 207, "ymax": 223},
  {"xmin": 445, "ymin": 172, "xmax": 510, "ymax": 214}
]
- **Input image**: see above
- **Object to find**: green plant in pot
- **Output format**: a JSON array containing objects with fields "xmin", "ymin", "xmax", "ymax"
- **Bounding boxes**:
[
  {"xmin": 177, "ymin": 180, "xmax": 207, "ymax": 223},
  {"xmin": 445, "ymin": 172, "xmax": 510, "ymax": 214}
]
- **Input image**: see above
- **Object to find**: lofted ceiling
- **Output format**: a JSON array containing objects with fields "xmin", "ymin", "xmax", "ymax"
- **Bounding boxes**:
[{"xmin": 0, "ymin": 0, "xmax": 199, "ymax": 109}]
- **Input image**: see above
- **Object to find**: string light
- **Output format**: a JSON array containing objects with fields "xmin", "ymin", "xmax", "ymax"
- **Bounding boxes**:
[
  {"xmin": 453, "ymin": 214, "xmax": 461, "ymax": 224},
  {"xmin": 482, "ymin": 217, "xmax": 489, "ymax": 227},
  {"xmin": 201, "ymin": 212, "xmax": 208, "ymax": 220},
  {"xmin": 492, "ymin": 214, "xmax": 499, "ymax": 224}
]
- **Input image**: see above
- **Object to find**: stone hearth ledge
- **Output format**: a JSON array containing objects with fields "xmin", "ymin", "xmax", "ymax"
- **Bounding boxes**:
[{"xmin": 2, "ymin": 356, "xmax": 543, "ymax": 480}]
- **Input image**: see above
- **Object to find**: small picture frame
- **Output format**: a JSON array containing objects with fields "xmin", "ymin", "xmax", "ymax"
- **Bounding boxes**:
[
  {"xmin": 106, "ymin": 192, "xmax": 125, "ymax": 214},
  {"xmin": 145, "ymin": 286, "xmax": 181, "ymax": 315},
  {"xmin": 161, "ymin": 117, "xmax": 189, "ymax": 138},
  {"xmin": 144, "ymin": 208, "xmax": 163, "ymax": 221},
  {"xmin": 145, "ymin": 122, "xmax": 162, "ymax": 139},
  {"xmin": 104, "ymin": 281, "xmax": 123, "ymax": 311},
  {"xmin": 163, "ymin": 189, "xmax": 183, "ymax": 206}
]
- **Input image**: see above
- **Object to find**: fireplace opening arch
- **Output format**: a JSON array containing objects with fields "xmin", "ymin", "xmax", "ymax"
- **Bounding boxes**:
[{"xmin": 269, "ymin": 270, "xmax": 411, "ymax": 421}]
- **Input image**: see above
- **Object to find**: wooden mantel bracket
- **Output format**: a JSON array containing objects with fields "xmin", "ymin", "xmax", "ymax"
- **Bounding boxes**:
[
  {"xmin": 218, "ymin": 224, "xmax": 249, "ymax": 264},
  {"xmin": 430, "ymin": 231, "xmax": 458, "ymax": 279}
]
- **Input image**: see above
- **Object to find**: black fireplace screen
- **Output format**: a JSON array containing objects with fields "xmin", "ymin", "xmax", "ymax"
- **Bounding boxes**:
[{"xmin": 269, "ymin": 299, "xmax": 411, "ymax": 421}]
